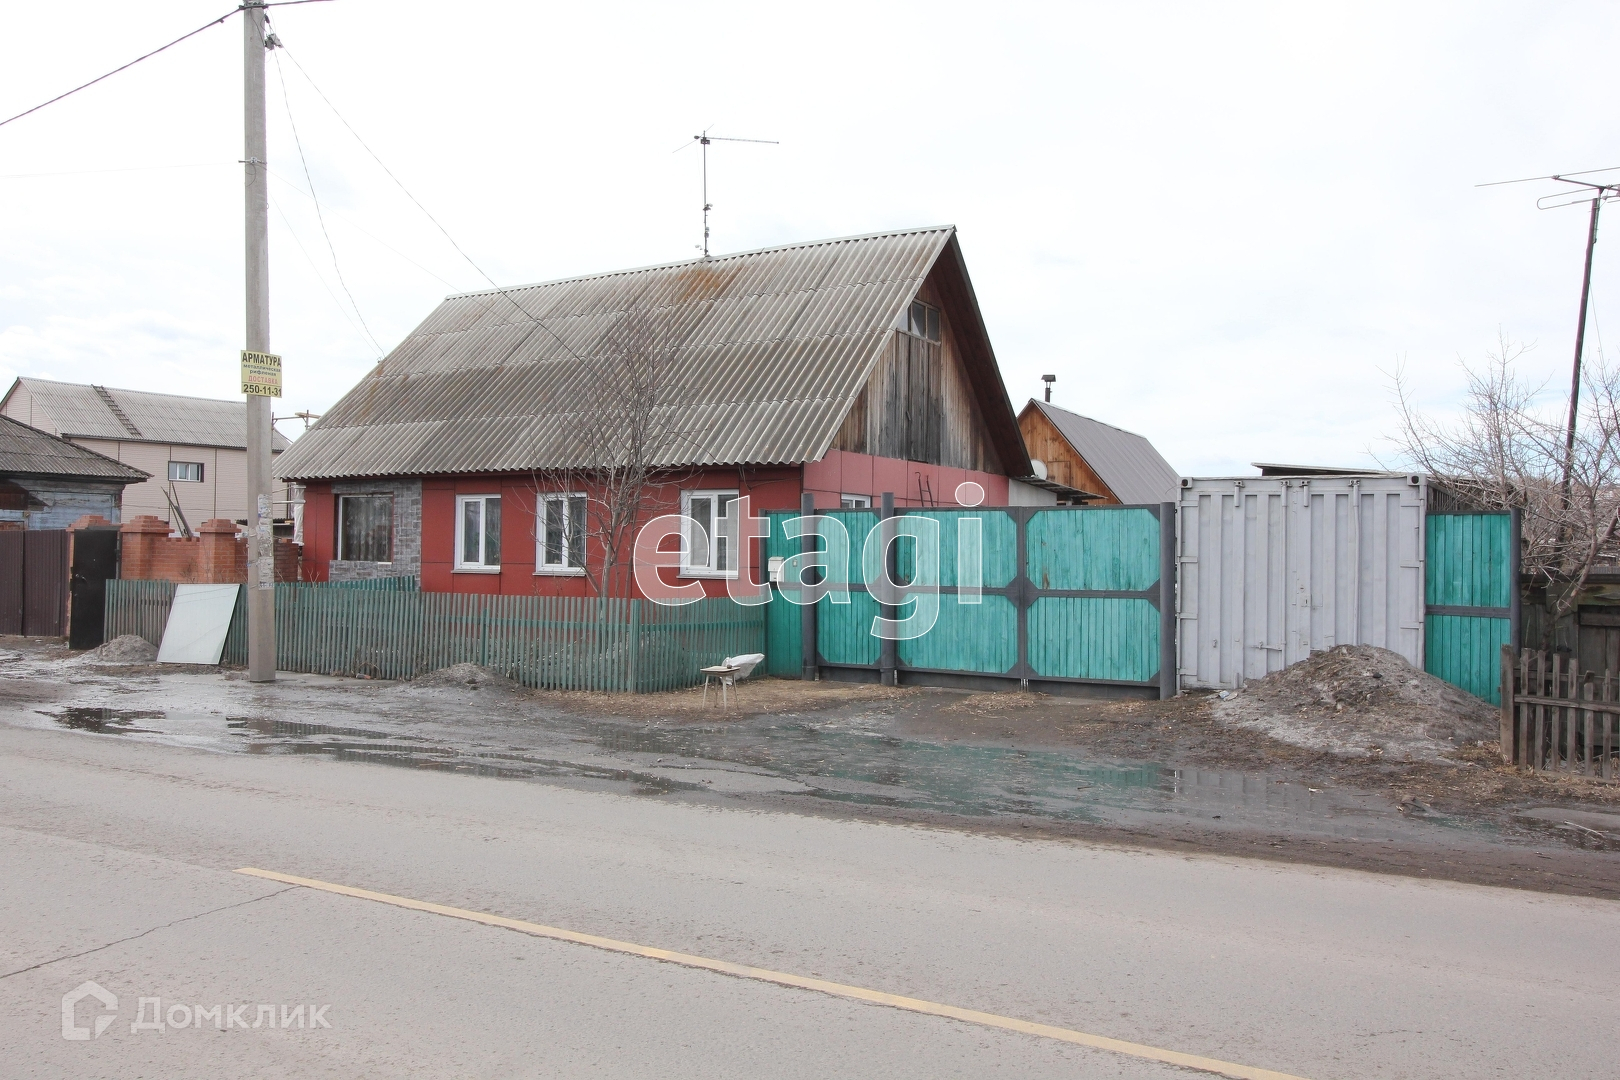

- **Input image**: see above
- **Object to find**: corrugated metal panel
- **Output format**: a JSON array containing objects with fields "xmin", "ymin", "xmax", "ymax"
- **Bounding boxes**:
[
  {"xmin": 276, "ymin": 228, "xmax": 957, "ymax": 480},
  {"xmin": 9, "ymin": 378, "xmax": 290, "ymax": 451},
  {"xmin": 0, "ymin": 415, "xmax": 147, "ymax": 481},
  {"xmin": 1030, "ymin": 401, "xmax": 1179, "ymax": 504},
  {"xmin": 1176, "ymin": 474, "xmax": 1426, "ymax": 690}
]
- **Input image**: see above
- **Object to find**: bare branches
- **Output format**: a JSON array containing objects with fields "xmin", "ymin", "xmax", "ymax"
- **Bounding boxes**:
[
  {"xmin": 1387, "ymin": 334, "xmax": 1620, "ymax": 638},
  {"xmin": 527, "ymin": 302, "xmax": 699, "ymax": 598}
]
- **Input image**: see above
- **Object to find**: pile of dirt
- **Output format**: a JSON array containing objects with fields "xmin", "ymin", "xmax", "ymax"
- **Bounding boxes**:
[
  {"xmin": 1211, "ymin": 644, "xmax": 1497, "ymax": 763},
  {"xmin": 69, "ymin": 635, "xmax": 158, "ymax": 665},
  {"xmin": 403, "ymin": 663, "xmax": 523, "ymax": 693}
]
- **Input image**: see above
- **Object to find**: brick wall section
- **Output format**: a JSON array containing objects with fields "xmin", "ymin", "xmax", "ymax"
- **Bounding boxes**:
[{"xmin": 118, "ymin": 515, "xmax": 301, "ymax": 583}]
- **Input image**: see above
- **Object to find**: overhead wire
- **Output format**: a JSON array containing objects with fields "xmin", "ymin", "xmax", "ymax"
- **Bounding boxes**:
[
  {"xmin": 265, "ymin": 167, "xmax": 456, "ymax": 288},
  {"xmin": 278, "ymin": 47, "xmax": 592, "ymax": 364},
  {"xmin": 0, "ymin": 7, "xmax": 243, "ymax": 130},
  {"xmin": 271, "ymin": 46, "xmax": 382, "ymax": 356},
  {"xmin": 270, "ymin": 192, "xmax": 378, "ymax": 353}
]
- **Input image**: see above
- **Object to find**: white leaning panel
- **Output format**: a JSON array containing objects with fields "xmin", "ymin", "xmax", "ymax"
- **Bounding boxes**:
[{"xmin": 157, "ymin": 584, "xmax": 241, "ymax": 665}]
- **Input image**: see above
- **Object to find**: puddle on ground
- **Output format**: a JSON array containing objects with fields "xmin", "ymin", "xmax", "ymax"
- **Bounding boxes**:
[
  {"xmin": 18, "ymin": 699, "xmax": 1500, "ymax": 843},
  {"xmin": 43, "ymin": 707, "xmax": 165, "ymax": 734}
]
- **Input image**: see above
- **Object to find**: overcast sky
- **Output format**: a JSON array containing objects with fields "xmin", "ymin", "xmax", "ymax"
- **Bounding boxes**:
[{"xmin": 3, "ymin": 1, "xmax": 1618, "ymax": 475}]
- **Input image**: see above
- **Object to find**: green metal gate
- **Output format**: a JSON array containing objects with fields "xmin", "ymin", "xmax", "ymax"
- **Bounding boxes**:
[
  {"xmin": 1424, "ymin": 510, "xmax": 1519, "ymax": 704},
  {"xmin": 765, "ymin": 504, "xmax": 1175, "ymax": 696}
]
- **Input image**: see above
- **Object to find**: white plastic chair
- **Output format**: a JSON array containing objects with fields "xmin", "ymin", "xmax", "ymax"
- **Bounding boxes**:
[{"xmin": 701, "ymin": 653, "xmax": 765, "ymax": 709}]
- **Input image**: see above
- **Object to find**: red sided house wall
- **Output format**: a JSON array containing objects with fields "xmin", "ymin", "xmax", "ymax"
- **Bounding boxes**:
[{"xmin": 299, "ymin": 453, "xmax": 1013, "ymax": 599}]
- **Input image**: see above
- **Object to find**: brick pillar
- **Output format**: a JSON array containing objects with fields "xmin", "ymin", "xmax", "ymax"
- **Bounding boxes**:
[
  {"xmin": 274, "ymin": 538, "xmax": 302, "ymax": 583},
  {"xmin": 197, "ymin": 519, "xmax": 244, "ymax": 584},
  {"xmin": 67, "ymin": 514, "xmax": 115, "ymax": 532},
  {"xmin": 118, "ymin": 516, "xmax": 171, "ymax": 580}
]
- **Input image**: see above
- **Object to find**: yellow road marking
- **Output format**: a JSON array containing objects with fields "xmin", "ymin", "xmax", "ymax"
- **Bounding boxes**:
[{"xmin": 236, "ymin": 867, "xmax": 1310, "ymax": 1080}]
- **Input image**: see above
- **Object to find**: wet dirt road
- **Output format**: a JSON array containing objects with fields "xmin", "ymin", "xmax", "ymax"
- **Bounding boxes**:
[{"xmin": 2, "ymin": 657, "xmax": 1619, "ymax": 1077}]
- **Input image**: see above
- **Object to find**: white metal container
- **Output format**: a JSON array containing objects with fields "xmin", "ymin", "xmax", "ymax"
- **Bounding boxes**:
[{"xmin": 1176, "ymin": 473, "xmax": 1426, "ymax": 690}]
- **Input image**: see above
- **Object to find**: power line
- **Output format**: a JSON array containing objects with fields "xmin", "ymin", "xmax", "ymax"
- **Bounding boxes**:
[
  {"xmin": 265, "ymin": 167, "xmax": 456, "ymax": 288},
  {"xmin": 278, "ymin": 47, "xmax": 592, "ymax": 364},
  {"xmin": 271, "ymin": 48, "xmax": 382, "ymax": 355},
  {"xmin": 0, "ymin": 7, "xmax": 241, "ymax": 131},
  {"xmin": 270, "ymin": 192, "xmax": 378, "ymax": 353},
  {"xmin": 0, "ymin": 162, "xmax": 233, "ymax": 180},
  {"xmin": 0, "ymin": 1, "xmax": 338, "ymax": 132}
]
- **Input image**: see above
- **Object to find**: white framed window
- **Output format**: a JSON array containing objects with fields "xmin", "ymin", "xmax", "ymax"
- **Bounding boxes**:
[
  {"xmin": 455, "ymin": 494, "xmax": 502, "ymax": 571},
  {"xmin": 167, "ymin": 461, "xmax": 204, "ymax": 482},
  {"xmin": 681, "ymin": 489, "xmax": 738, "ymax": 577},
  {"xmin": 840, "ymin": 494, "xmax": 871, "ymax": 509},
  {"xmin": 536, "ymin": 494, "xmax": 588, "ymax": 574}
]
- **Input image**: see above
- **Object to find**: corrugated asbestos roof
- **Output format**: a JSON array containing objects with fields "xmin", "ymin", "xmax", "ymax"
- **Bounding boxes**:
[
  {"xmin": 1028, "ymin": 400, "xmax": 1181, "ymax": 505},
  {"xmin": 5, "ymin": 377, "xmax": 291, "ymax": 451},
  {"xmin": 274, "ymin": 227, "xmax": 962, "ymax": 481},
  {"xmin": 0, "ymin": 415, "xmax": 149, "ymax": 482}
]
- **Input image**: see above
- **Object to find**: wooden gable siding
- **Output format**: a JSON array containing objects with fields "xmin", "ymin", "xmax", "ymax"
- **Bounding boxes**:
[
  {"xmin": 1018, "ymin": 406, "xmax": 1120, "ymax": 504},
  {"xmin": 831, "ymin": 276, "xmax": 1004, "ymax": 473}
]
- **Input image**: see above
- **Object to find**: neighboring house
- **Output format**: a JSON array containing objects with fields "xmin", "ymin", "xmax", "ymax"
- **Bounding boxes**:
[
  {"xmin": 1017, "ymin": 399, "xmax": 1180, "ymax": 505},
  {"xmin": 0, "ymin": 414, "xmax": 148, "ymax": 529},
  {"xmin": 1, "ymin": 377, "xmax": 294, "ymax": 534},
  {"xmin": 275, "ymin": 226, "xmax": 1056, "ymax": 594}
]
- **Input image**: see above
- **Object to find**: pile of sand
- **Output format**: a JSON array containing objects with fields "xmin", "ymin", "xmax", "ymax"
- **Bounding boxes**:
[
  {"xmin": 1211, "ymin": 644, "xmax": 1497, "ymax": 763},
  {"xmin": 403, "ymin": 662, "xmax": 522, "ymax": 693},
  {"xmin": 69, "ymin": 635, "xmax": 158, "ymax": 665}
]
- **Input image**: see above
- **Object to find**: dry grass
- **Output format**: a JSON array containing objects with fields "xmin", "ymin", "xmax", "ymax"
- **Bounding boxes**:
[{"xmin": 543, "ymin": 676, "xmax": 919, "ymax": 721}]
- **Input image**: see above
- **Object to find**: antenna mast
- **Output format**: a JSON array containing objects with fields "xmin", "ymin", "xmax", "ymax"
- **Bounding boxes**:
[{"xmin": 687, "ymin": 130, "xmax": 778, "ymax": 257}]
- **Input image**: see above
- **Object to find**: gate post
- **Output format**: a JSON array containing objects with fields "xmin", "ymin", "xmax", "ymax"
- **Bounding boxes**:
[
  {"xmin": 880, "ymin": 491, "xmax": 898, "ymax": 687},
  {"xmin": 1159, "ymin": 502, "xmax": 1177, "ymax": 700},
  {"xmin": 799, "ymin": 491, "xmax": 817, "ymax": 681}
]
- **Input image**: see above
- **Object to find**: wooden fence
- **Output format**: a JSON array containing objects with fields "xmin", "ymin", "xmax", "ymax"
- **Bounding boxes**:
[
  {"xmin": 105, "ymin": 580, "xmax": 763, "ymax": 693},
  {"xmin": 1500, "ymin": 646, "xmax": 1619, "ymax": 780}
]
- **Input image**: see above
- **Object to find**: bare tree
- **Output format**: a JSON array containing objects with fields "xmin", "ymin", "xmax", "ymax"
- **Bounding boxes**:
[
  {"xmin": 525, "ymin": 301, "xmax": 698, "ymax": 599},
  {"xmin": 1388, "ymin": 333, "xmax": 1620, "ymax": 642}
]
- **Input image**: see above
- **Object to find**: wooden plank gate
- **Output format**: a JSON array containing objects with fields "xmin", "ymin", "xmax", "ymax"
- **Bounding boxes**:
[
  {"xmin": 1425, "ymin": 510, "xmax": 1519, "ymax": 704},
  {"xmin": 765, "ymin": 504, "xmax": 1175, "ymax": 697},
  {"xmin": 0, "ymin": 530, "xmax": 70, "ymax": 637},
  {"xmin": 1500, "ymin": 646, "xmax": 1618, "ymax": 779}
]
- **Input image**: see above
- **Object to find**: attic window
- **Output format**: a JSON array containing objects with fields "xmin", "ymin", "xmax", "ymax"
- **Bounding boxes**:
[{"xmin": 905, "ymin": 300, "xmax": 940, "ymax": 343}]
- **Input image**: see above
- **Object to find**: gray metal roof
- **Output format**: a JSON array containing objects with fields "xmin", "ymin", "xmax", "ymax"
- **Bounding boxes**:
[
  {"xmin": 4, "ymin": 377, "xmax": 291, "ymax": 451},
  {"xmin": 0, "ymin": 415, "xmax": 149, "ymax": 483},
  {"xmin": 274, "ymin": 227, "xmax": 992, "ymax": 481},
  {"xmin": 1026, "ymin": 400, "xmax": 1181, "ymax": 505}
]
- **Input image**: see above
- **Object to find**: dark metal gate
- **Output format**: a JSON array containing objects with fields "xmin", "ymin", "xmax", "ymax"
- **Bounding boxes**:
[{"xmin": 69, "ymin": 528, "xmax": 120, "ymax": 649}]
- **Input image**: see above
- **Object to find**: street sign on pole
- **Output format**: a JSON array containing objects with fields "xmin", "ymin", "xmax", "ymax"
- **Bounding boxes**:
[{"xmin": 240, "ymin": 350, "xmax": 282, "ymax": 398}]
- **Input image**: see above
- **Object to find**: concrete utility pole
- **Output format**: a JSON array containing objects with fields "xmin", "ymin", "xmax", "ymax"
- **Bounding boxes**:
[{"xmin": 243, "ymin": 2, "xmax": 275, "ymax": 682}]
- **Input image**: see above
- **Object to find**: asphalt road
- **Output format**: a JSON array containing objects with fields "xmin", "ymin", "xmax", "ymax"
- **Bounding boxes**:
[{"xmin": 1, "ymin": 720, "xmax": 1616, "ymax": 1080}]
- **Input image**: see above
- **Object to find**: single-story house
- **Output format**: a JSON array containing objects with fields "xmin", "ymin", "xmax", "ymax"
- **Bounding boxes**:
[
  {"xmin": 275, "ymin": 226, "xmax": 1066, "ymax": 595},
  {"xmin": 1, "ymin": 377, "xmax": 294, "ymax": 534},
  {"xmin": 0, "ymin": 414, "xmax": 148, "ymax": 529},
  {"xmin": 1017, "ymin": 399, "xmax": 1180, "ymax": 506}
]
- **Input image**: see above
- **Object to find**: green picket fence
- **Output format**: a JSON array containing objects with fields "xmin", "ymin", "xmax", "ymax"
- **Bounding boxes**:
[{"xmin": 105, "ymin": 580, "xmax": 762, "ymax": 692}]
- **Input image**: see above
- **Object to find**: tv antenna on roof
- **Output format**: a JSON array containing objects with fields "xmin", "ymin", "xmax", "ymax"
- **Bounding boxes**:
[
  {"xmin": 1477, "ymin": 168, "xmax": 1620, "ymax": 509},
  {"xmin": 678, "ymin": 128, "xmax": 778, "ymax": 258}
]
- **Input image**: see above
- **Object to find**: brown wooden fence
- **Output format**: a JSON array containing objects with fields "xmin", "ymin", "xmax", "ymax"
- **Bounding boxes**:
[
  {"xmin": 1500, "ymin": 646, "xmax": 1619, "ymax": 780},
  {"xmin": 105, "ymin": 580, "xmax": 764, "ymax": 693}
]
